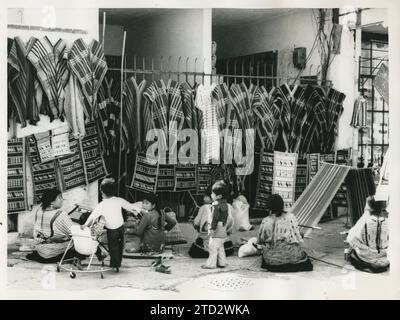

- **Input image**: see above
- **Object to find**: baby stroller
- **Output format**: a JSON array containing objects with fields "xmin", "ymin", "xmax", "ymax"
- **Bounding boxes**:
[{"xmin": 57, "ymin": 224, "xmax": 112, "ymax": 279}]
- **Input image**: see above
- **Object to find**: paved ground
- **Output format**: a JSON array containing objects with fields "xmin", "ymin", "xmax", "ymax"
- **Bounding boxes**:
[{"xmin": 6, "ymin": 216, "xmax": 396, "ymax": 299}]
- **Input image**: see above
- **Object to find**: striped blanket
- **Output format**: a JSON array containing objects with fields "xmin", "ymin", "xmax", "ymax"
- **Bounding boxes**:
[
  {"xmin": 291, "ymin": 163, "xmax": 350, "ymax": 237},
  {"xmin": 345, "ymin": 168, "xmax": 376, "ymax": 226},
  {"xmin": 27, "ymin": 36, "xmax": 69, "ymax": 121}
]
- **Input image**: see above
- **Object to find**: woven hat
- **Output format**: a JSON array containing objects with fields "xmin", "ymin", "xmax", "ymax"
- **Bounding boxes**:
[{"xmin": 265, "ymin": 194, "xmax": 286, "ymax": 214}]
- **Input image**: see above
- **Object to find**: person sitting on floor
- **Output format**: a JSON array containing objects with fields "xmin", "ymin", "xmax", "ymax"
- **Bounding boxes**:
[
  {"xmin": 129, "ymin": 193, "xmax": 177, "ymax": 253},
  {"xmin": 346, "ymin": 196, "xmax": 389, "ymax": 273},
  {"xmin": 189, "ymin": 182, "xmax": 235, "ymax": 259},
  {"xmin": 82, "ymin": 178, "xmax": 139, "ymax": 272},
  {"xmin": 27, "ymin": 189, "xmax": 85, "ymax": 264},
  {"xmin": 256, "ymin": 194, "xmax": 313, "ymax": 272}
]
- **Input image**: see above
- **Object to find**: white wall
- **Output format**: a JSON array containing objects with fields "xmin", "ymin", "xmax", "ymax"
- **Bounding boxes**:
[
  {"xmin": 99, "ymin": 23, "xmax": 124, "ymax": 56},
  {"xmin": 6, "ymin": 8, "xmax": 100, "ymax": 230},
  {"xmin": 213, "ymin": 9, "xmax": 321, "ymax": 80},
  {"xmin": 125, "ymin": 9, "xmax": 209, "ymax": 73}
]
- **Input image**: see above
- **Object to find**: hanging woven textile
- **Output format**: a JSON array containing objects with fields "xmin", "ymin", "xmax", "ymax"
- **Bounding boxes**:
[
  {"xmin": 68, "ymin": 38, "xmax": 108, "ymax": 121},
  {"xmin": 57, "ymin": 134, "xmax": 86, "ymax": 190},
  {"xmin": 8, "ymin": 37, "xmax": 43, "ymax": 127},
  {"xmin": 174, "ymin": 163, "xmax": 197, "ymax": 192},
  {"xmin": 291, "ymin": 163, "xmax": 351, "ymax": 237},
  {"xmin": 51, "ymin": 127, "xmax": 71, "ymax": 158},
  {"xmin": 299, "ymin": 86, "xmax": 327, "ymax": 153},
  {"xmin": 332, "ymin": 149, "xmax": 351, "ymax": 207},
  {"xmin": 195, "ymin": 83, "xmax": 219, "ymax": 164},
  {"xmin": 272, "ymin": 151, "xmax": 298, "ymax": 210},
  {"xmin": 122, "ymin": 77, "xmax": 147, "ymax": 153},
  {"xmin": 157, "ymin": 164, "xmax": 176, "ymax": 192},
  {"xmin": 8, "ymin": 138, "xmax": 27, "ymax": 213},
  {"xmin": 27, "ymin": 36, "xmax": 70, "ymax": 121},
  {"xmin": 308, "ymin": 153, "xmax": 320, "ymax": 182},
  {"xmin": 350, "ymin": 95, "xmax": 367, "ymax": 128},
  {"xmin": 81, "ymin": 122, "xmax": 107, "ymax": 184},
  {"xmin": 324, "ymin": 88, "xmax": 346, "ymax": 153},
  {"xmin": 345, "ymin": 168, "xmax": 376, "ymax": 226},
  {"xmin": 130, "ymin": 152, "xmax": 159, "ymax": 193},
  {"xmin": 35, "ymin": 131, "xmax": 54, "ymax": 163},
  {"xmin": 295, "ymin": 154, "xmax": 308, "ymax": 201},
  {"xmin": 254, "ymin": 151, "xmax": 274, "ymax": 209},
  {"xmin": 289, "ymin": 85, "xmax": 308, "ymax": 153},
  {"xmin": 252, "ymin": 86, "xmax": 280, "ymax": 150},
  {"xmin": 64, "ymin": 75, "xmax": 86, "ymax": 138}
]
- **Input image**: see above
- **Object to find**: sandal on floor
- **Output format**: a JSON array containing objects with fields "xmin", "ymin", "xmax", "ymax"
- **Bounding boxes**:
[
  {"xmin": 201, "ymin": 265, "xmax": 216, "ymax": 269},
  {"xmin": 155, "ymin": 264, "xmax": 171, "ymax": 274}
]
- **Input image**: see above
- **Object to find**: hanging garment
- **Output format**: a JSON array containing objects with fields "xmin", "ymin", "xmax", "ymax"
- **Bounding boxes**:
[
  {"xmin": 167, "ymin": 80, "xmax": 185, "ymax": 160},
  {"xmin": 143, "ymin": 80, "xmax": 169, "ymax": 154},
  {"xmin": 27, "ymin": 36, "xmax": 70, "ymax": 121},
  {"xmin": 81, "ymin": 122, "xmax": 108, "ymax": 184},
  {"xmin": 350, "ymin": 95, "xmax": 367, "ymax": 128},
  {"xmin": 254, "ymin": 151, "xmax": 274, "ymax": 209},
  {"xmin": 345, "ymin": 168, "xmax": 376, "ymax": 226},
  {"xmin": 195, "ymin": 83, "xmax": 219, "ymax": 164},
  {"xmin": 180, "ymin": 82, "xmax": 199, "ymax": 132},
  {"xmin": 123, "ymin": 77, "xmax": 147, "ymax": 153},
  {"xmin": 299, "ymin": 86, "xmax": 327, "ymax": 154},
  {"xmin": 8, "ymin": 38, "xmax": 15, "ymax": 128},
  {"xmin": 57, "ymin": 134, "xmax": 86, "ymax": 190},
  {"xmin": 68, "ymin": 38, "xmax": 108, "ymax": 121},
  {"xmin": 253, "ymin": 86, "xmax": 280, "ymax": 150},
  {"xmin": 324, "ymin": 88, "xmax": 346, "ymax": 153},
  {"xmin": 272, "ymin": 151, "xmax": 298, "ymax": 210},
  {"xmin": 224, "ymin": 94, "xmax": 241, "ymax": 165},
  {"xmin": 64, "ymin": 75, "xmax": 86, "ymax": 138},
  {"xmin": 289, "ymin": 85, "xmax": 308, "ymax": 153},
  {"xmin": 7, "ymin": 138, "xmax": 27, "ymax": 213},
  {"xmin": 291, "ymin": 163, "xmax": 351, "ymax": 238},
  {"xmin": 8, "ymin": 37, "xmax": 42, "ymax": 127}
]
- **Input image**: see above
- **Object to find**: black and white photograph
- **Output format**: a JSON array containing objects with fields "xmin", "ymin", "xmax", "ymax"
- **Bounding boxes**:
[{"xmin": 2, "ymin": 0, "xmax": 400, "ymax": 300}]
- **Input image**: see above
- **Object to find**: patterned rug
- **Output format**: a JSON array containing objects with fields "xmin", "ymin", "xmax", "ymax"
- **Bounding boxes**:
[
  {"xmin": 254, "ymin": 151, "xmax": 274, "ymax": 208},
  {"xmin": 131, "ymin": 152, "xmax": 159, "ymax": 193},
  {"xmin": 7, "ymin": 138, "xmax": 27, "ymax": 213},
  {"xmin": 272, "ymin": 151, "xmax": 298, "ymax": 210}
]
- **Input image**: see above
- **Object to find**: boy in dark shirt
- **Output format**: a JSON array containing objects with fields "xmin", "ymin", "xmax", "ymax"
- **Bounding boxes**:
[{"xmin": 201, "ymin": 181, "xmax": 229, "ymax": 269}]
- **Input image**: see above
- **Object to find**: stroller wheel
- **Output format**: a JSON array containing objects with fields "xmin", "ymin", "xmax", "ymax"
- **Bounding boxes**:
[{"xmin": 70, "ymin": 272, "xmax": 76, "ymax": 279}]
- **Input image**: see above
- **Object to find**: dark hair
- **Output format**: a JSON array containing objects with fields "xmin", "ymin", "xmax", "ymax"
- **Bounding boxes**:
[
  {"xmin": 142, "ymin": 193, "xmax": 161, "ymax": 226},
  {"xmin": 204, "ymin": 184, "xmax": 212, "ymax": 198},
  {"xmin": 40, "ymin": 188, "xmax": 61, "ymax": 210},
  {"xmin": 100, "ymin": 178, "xmax": 116, "ymax": 197},
  {"xmin": 266, "ymin": 194, "xmax": 285, "ymax": 217},
  {"xmin": 212, "ymin": 181, "xmax": 228, "ymax": 199},
  {"xmin": 368, "ymin": 198, "xmax": 386, "ymax": 216}
]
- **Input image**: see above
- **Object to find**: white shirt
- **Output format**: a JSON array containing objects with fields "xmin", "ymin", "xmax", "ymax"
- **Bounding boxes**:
[{"xmin": 85, "ymin": 197, "xmax": 139, "ymax": 230}]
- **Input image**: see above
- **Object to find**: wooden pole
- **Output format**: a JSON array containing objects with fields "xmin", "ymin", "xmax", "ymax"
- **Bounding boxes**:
[
  {"xmin": 117, "ymin": 31, "xmax": 126, "ymax": 196},
  {"xmin": 102, "ymin": 12, "xmax": 106, "ymax": 47}
]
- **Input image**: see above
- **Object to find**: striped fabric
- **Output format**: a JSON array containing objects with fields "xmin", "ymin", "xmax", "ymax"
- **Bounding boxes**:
[
  {"xmin": 345, "ymin": 168, "xmax": 376, "ymax": 226},
  {"xmin": 143, "ymin": 80, "xmax": 169, "ymax": 151},
  {"xmin": 291, "ymin": 163, "xmax": 351, "ymax": 237},
  {"xmin": 27, "ymin": 37, "xmax": 69, "ymax": 121},
  {"xmin": 31, "ymin": 162, "xmax": 59, "ymax": 204},
  {"xmin": 252, "ymin": 86, "xmax": 279, "ymax": 149},
  {"xmin": 195, "ymin": 84, "xmax": 219, "ymax": 164},
  {"xmin": 224, "ymin": 95, "xmax": 241, "ymax": 165},
  {"xmin": 180, "ymin": 82, "xmax": 199, "ymax": 132},
  {"xmin": 254, "ymin": 151, "xmax": 274, "ymax": 208},
  {"xmin": 64, "ymin": 75, "xmax": 86, "ymax": 137},
  {"xmin": 350, "ymin": 95, "xmax": 367, "ymax": 128},
  {"xmin": 68, "ymin": 39, "xmax": 108, "ymax": 121},
  {"xmin": 174, "ymin": 163, "xmax": 197, "ymax": 191},
  {"xmin": 123, "ymin": 77, "xmax": 147, "ymax": 153},
  {"xmin": 157, "ymin": 164, "xmax": 176, "ymax": 191},
  {"xmin": 290, "ymin": 85, "xmax": 308, "ymax": 153},
  {"xmin": 324, "ymin": 88, "xmax": 345, "ymax": 153},
  {"xmin": 168, "ymin": 79, "xmax": 185, "ymax": 158},
  {"xmin": 8, "ymin": 37, "xmax": 41, "ymax": 126},
  {"xmin": 131, "ymin": 152, "xmax": 159, "ymax": 193},
  {"xmin": 7, "ymin": 38, "xmax": 15, "ymax": 127},
  {"xmin": 295, "ymin": 154, "xmax": 308, "ymax": 201}
]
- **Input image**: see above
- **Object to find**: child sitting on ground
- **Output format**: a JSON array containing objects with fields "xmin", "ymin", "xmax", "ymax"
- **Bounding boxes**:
[
  {"xmin": 201, "ymin": 180, "xmax": 229, "ymax": 269},
  {"xmin": 82, "ymin": 178, "xmax": 139, "ymax": 272}
]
